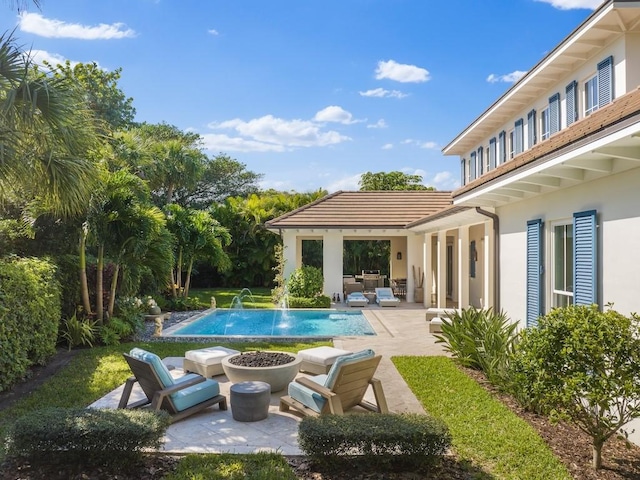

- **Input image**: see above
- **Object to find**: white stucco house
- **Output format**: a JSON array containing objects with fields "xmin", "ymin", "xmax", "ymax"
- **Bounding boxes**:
[{"xmin": 267, "ymin": 0, "xmax": 640, "ymax": 329}]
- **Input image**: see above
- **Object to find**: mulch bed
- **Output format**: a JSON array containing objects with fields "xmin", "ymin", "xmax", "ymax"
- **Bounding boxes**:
[{"xmin": 1, "ymin": 352, "xmax": 640, "ymax": 479}]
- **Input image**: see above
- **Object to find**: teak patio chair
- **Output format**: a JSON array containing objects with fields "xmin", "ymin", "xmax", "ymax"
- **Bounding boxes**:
[
  {"xmin": 118, "ymin": 348, "xmax": 227, "ymax": 423},
  {"xmin": 279, "ymin": 349, "xmax": 388, "ymax": 416}
]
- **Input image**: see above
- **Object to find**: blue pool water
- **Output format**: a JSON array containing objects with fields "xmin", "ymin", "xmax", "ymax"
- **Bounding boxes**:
[{"xmin": 169, "ymin": 309, "xmax": 376, "ymax": 337}]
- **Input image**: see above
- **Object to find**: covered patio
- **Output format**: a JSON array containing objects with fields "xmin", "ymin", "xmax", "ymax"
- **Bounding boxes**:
[{"xmin": 266, "ymin": 190, "xmax": 498, "ymax": 311}]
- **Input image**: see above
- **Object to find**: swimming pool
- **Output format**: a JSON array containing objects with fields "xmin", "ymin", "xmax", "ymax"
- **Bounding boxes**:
[{"xmin": 166, "ymin": 309, "xmax": 376, "ymax": 337}]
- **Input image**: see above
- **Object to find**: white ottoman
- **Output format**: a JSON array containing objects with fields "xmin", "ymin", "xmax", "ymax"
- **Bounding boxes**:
[
  {"xmin": 298, "ymin": 346, "xmax": 352, "ymax": 374},
  {"xmin": 184, "ymin": 346, "xmax": 240, "ymax": 377}
]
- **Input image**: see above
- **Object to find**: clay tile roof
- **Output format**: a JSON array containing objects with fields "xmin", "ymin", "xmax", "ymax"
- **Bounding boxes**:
[
  {"xmin": 454, "ymin": 86, "xmax": 640, "ymax": 198},
  {"xmin": 266, "ymin": 190, "xmax": 453, "ymax": 229}
]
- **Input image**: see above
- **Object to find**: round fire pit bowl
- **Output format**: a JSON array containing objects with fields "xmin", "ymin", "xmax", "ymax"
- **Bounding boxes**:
[{"xmin": 221, "ymin": 351, "xmax": 302, "ymax": 392}]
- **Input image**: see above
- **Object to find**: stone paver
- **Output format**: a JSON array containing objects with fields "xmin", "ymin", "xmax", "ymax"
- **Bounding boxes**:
[{"xmin": 91, "ymin": 305, "xmax": 447, "ymax": 454}]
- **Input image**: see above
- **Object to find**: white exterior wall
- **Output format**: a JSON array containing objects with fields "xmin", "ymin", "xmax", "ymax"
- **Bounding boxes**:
[
  {"xmin": 625, "ymin": 33, "xmax": 640, "ymax": 89},
  {"xmin": 498, "ymin": 167, "xmax": 640, "ymax": 328}
]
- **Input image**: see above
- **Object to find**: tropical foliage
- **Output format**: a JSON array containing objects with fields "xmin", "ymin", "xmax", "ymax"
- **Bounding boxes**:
[
  {"xmin": 509, "ymin": 304, "xmax": 640, "ymax": 469},
  {"xmin": 359, "ymin": 171, "xmax": 434, "ymax": 191}
]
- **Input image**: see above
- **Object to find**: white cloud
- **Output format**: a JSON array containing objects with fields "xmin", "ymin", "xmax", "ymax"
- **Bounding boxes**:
[
  {"xmin": 206, "ymin": 113, "xmax": 351, "ymax": 152},
  {"xmin": 401, "ymin": 139, "xmax": 438, "ymax": 149},
  {"xmin": 487, "ymin": 70, "xmax": 527, "ymax": 83},
  {"xmin": 359, "ymin": 87, "xmax": 408, "ymax": 99},
  {"xmin": 367, "ymin": 119, "xmax": 388, "ymax": 129},
  {"xmin": 325, "ymin": 174, "xmax": 362, "ymax": 192},
  {"xmin": 382, "ymin": 143, "xmax": 393, "ymax": 150},
  {"xmin": 201, "ymin": 133, "xmax": 285, "ymax": 153},
  {"xmin": 534, "ymin": 0, "xmax": 602, "ymax": 10},
  {"xmin": 208, "ymin": 29, "xmax": 219, "ymax": 35},
  {"xmin": 19, "ymin": 12, "xmax": 136, "ymax": 39},
  {"xmin": 314, "ymin": 106, "xmax": 358, "ymax": 124},
  {"xmin": 429, "ymin": 171, "xmax": 460, "ymax": 190},
  {"xmin": 375, "ymin": 60, "xmax": 430, "ymax": 83},
  {"xmin": 28, "ymin": 50, "xmax": 72, "ymax": 68}
]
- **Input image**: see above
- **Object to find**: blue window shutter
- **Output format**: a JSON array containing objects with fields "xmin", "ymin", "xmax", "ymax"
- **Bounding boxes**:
[
  {"xmin": 470, "ymin": 241, "xmax": 476, "ymax": 278},
  {"xmin": 598, "ymin": 56, "xmax": 613, "ymax": 107},
  {"xmin": 461, "ymin": 158, "xmax": 466, "ymax": 185},
  {"xmin": 470, "ymin": 152, "xmax": 476, "ymax": 181},
  {"xmin": 527, "ymin": 109, "xmax": 537, "ymax": 147},
  {"xmin": 515, "ymin": 119, "xmax": 524, "ymax": 154},
  {"xmin": 489, "ymin": 137, "xmax": 496, "ymax": 170},
  {"xmin": 549, "ymin": 93, "xmax": 560, "ymax": 134},
  {"xmin": 566, "ymin": 81, "xmax": 578, "ymax": 125},
  {"xmin": 573, "ymin": 210, "xmax": 597, "ymax": 305},
  {"xmin": 478, "ymin": 147, "xmax": 484, "ymax": 175},
  {"xmin": 498, "ymin": 131, "xmax": 506, "ymax": 165},
  {"xmin": 526, "ymin": 219, "xmax": 544, "ymax": 327}
]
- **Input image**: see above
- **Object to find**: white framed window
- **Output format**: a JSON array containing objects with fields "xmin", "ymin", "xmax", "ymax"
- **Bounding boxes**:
[
  {"xmin": 541, "ymin": 107, "xmax": 550, "ymax": 140},
  {"xmin": 551, "ymin": 221, "xmax": 574, "ymax": 308},
  {"xmin": 508, "ymin": 129, "xmax": 515, "ymax": 159},
  {"xmin": 485, "ymin": 145, "xmax": 490, "ymax": 172},
  {"xmin": 585, "ymin": 74, "xmax": 598, "ymax": 116}
]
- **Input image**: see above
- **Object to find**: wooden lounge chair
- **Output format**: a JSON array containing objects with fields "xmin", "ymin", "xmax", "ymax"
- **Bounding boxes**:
[
  {"xmin": 279, "ymin": 349, "xmax": 388, "ymax": 416},
  {"xmin": 118, "ymin": 348, "xmax": 227, "ymax": 423}
]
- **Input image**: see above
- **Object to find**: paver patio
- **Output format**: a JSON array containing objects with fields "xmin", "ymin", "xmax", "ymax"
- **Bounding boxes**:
[{"xmin": 91, "ymin": 304, "xmax": 447, "ymax": 455}]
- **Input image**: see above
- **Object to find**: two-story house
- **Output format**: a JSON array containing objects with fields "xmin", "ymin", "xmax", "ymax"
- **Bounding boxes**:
[{"xmin": 434, "ymin": 0, "xmax": 640, "ymax": 326}]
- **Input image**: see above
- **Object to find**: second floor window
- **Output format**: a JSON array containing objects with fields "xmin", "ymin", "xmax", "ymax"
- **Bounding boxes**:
[
  {"xmin": 509, "ymin": 130, "xmax": 515, "ymax": 159},
  {"xmin": 541, "ymin": 107, "xmax": 550, "ymax": 140},
  {"xmin": 585, "ymin": 75, "xmax": 598, "ymax": 115}
]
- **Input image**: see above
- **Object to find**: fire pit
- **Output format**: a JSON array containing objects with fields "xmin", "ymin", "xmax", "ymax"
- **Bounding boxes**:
[{"xmin": 221, "ymin": 351, "xmax": 302, "ymax": 392}]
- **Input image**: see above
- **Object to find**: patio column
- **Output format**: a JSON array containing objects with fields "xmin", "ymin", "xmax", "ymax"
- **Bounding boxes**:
[
  {"xmin": 406, "ymin": 234, "xmax": 422, "ymax": 303},
  {"xmin": 423, "ymin": 233, "xmax": 432, "ymax": 307},
  {"xmin": 322, "ymin": 231, "xmax": 343, "ymax": 300},
  {"xmin": 458, "ymin": 226, "xmax": 470, "ymax": 309},
  {"xmin": 282, "ymin": 231, "xmax": 298, "ymax": 280},
  {"xmin": 483, "ymin": 221, "xmax": 493, "ymax": 309},
  {"xmin": 437, "ymin": 231, "xmax": 447, "ymax": 308}
]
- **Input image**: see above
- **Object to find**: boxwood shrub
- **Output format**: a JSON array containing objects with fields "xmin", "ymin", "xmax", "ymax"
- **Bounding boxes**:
[
  {"xmin": 298, "ymin": 413, "xmax": 451, "ymax": 471},
  {"xmin": 287, "ymin": 294, "xmax": 331, "ymax": 308},
  {"xmin": 5, "ymin": 407, "xmax": 170, "ymax": 467},
  {"xmin": 0, "ymin": 256, "xmax": 61, "ymax": 392}
]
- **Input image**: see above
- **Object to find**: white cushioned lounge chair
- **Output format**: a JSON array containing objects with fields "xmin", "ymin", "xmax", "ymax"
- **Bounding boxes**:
[{"xmin": 374, "ymin": 287, "xmax": 401, "ymax": 307}]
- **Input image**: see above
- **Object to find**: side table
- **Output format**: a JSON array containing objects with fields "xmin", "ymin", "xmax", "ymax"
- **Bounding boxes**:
[{"xmin": 230, "ymin": 381, "xmax": 271, "ymax": 422}]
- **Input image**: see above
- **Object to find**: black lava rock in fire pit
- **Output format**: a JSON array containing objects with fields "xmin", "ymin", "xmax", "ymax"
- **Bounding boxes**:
[{"xmin": 228, "ymin": 351, "xmax": 296, "ymax": 367}]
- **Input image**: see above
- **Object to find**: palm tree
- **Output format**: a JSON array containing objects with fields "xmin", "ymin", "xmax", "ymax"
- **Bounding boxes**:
[{"xmin": 0, "ymin": 32, "xmax": 98, "ymax": 216}]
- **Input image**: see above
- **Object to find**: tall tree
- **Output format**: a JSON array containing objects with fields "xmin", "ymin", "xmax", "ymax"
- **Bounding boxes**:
[
  {"xmin": 359, "ymin": 171, "xmax": 434, "ymax": 191},
  {"xmin": 51, "ymin": 61, "xmax": 136, "ymax": 133},
  {"xmin": 0, "ymin": 33, "xmax": 99, "ymax": 216},
  {"xmin": 165, "ymin": 204, "xmax": 231, "ymax": 298}
]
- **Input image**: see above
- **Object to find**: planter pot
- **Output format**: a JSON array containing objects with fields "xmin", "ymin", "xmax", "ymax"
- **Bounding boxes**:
[
  {"xmin": 222, "ymin": 352, "xmax": 302, "ymax": 392},
  {"xmin": 414, "ymin": 287, "xmax": 424, "ymax": 303}
]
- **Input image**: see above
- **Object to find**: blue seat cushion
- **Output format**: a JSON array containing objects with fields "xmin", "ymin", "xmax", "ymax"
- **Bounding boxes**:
[
  {"xmin": 170, "ymin": 376, "xmax": 221, "ymax": 412},
  {"xmin": 288, "ymin": 374, "xmax": 328, "ymax": 414},
  {"xmin": 129, "ymin": 348, "xmax": 174, "ymax": 388},
  {"xmin": 324, "ymin": 349, "xmax": 375, "ymax": 390}
]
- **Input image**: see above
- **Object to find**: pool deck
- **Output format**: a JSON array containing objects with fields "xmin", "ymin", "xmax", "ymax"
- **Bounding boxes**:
[{"xmin": 91, "ymin": 303, "xmax": 448, "ymax": 455}]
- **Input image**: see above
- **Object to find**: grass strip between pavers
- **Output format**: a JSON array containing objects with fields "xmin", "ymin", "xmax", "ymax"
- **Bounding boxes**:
[{"xmin": 393, "ymin": 356, "xmax": 572, "ymax": 480}]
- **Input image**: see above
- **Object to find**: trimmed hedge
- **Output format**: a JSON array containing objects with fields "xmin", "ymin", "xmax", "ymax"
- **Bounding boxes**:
[
  {"xmin": 287, "ymin": 294, "xmax": 331, "ymax": 308},
  {"xmin": 0, "ymin": 257, "xmax": 61, "ymax": 392},
  {"xmin": 5, "ymin": 407, "xmax": 170, "ymax": 467},
  {"xmin": 298, "ymin": 413, "xmax": 451, "ymax": 471}
]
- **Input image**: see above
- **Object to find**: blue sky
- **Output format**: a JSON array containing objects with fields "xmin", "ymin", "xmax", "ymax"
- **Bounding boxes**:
[{"xmin": 2, "ymin": 0, "xmax": 602, "ymax": 193}]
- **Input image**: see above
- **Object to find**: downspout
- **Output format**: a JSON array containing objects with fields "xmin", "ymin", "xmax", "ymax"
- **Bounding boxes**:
[{"xmin": 475, "ymin": 207, "xmax": 500, "ymax": 312}]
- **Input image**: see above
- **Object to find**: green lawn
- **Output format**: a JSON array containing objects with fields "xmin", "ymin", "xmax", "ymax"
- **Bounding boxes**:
[
  {"xmin": 393, "ymin": 356, "xmax": 572, "ymax": 480},
  {"xmin": 189, "ymin": 287, "xmax": 275, "ymax": 309},
  {"xmin": 0, "ymin": 345, "xmax": 573, "ymax": 478}
]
